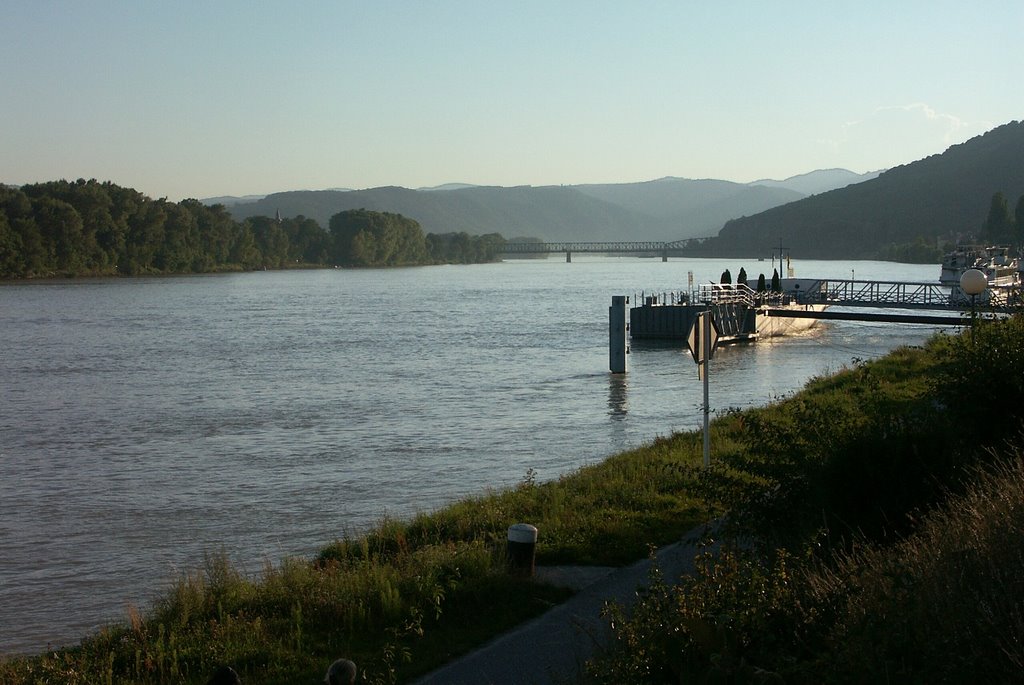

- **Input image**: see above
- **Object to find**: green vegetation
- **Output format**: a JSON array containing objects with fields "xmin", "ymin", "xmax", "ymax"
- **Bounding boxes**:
[
  {"xmin": 329, "ymin": 208, "xmax": 507, "ymax": 267},
  {"xmin": 589, "ymin": 314, "xmax": 1024, "ymax": 683},
  {"xmin": 2, "ymin": 315, "xmax": 1021, "ymax": 683},
  {"xmin": 0, "ymin": 181, "xmax": 516, "ymax": 279},
  {"xmin": 707, "ymin": 120, "xmax": 1024, "ymax": 259}
]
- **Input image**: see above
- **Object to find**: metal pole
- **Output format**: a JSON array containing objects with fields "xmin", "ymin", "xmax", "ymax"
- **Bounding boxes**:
[
  {"xmin": 970, "ymin": 293, "xmax": 977, "ymax": 342},
  {"xmin": 702, "ymin": 311, "xmax": 711, "ymax": 468}
]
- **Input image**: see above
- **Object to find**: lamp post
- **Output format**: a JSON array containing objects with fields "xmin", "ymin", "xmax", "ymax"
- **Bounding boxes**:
[{"xmin": 959, "ymin": 268, "xmax": 987, "ymax": 341}]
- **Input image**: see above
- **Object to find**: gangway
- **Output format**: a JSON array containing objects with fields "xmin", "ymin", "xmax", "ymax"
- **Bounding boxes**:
[{"xmin": 787, "ymin": 277, "xmax": 1018, "ymax": 313}]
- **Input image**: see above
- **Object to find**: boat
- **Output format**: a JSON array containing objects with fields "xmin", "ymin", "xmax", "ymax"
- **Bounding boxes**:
[{"xmin": 939, "ymin": 245, "xmax": 1020, "ymax": 288}]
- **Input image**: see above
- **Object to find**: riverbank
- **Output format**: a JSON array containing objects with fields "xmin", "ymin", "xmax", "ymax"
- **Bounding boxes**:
[{"xmin": 3, "ymin": 315, "xmax": 1020, "ymax": 683}]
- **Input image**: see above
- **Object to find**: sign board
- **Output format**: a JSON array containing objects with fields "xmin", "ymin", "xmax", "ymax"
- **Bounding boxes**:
[{"xmin": 685, "ymin": 311, "xmax": 720, "ymax": 364}]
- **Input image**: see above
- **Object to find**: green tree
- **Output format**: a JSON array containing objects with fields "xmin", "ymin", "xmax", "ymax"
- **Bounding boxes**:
[
  {"xmin": 737, "ymin": 267, "xmax": 748, "ymax": 286},
  {"xmin": 0, "ymin": 211, "xmax": 24, "ymax": 277},
  {"xmin": 23, "ymin": 179, "xmax": 115, "ymax": 271},
  {"xmin": 720, "ymin": 269, "xmax": 732, "ymax": 284},
  {"xmin": 756, "ymin": 273, "xmax": 767, "ymax": 292},
  {"xmin": 105, "ymin": 183, "xmax": 149, "ymax": 272},
  {"xmin": 771, "ymin": 268, "xmax": 781, "ymax": 292},
  {"xmin": 281, "ymin": 215, "xmax": 328, "ymax": 264},
  {"xmin": 228, "ymin": 222, "xmax": 260, "ymax": 269},
  {"xmin": 984, "ymin": 191, "xmax": 1012, "ymax": 242},
  {"xmin": 122, "ymin": 199, "xmax": 167, "ymax": 274},
  {"xmin": 329, "ymin": 209, "xmax": 427, "ymax": 267},
  {"xmin": 31, "ymin": 196, "xmax": 85, "ymax": 272},
  {"xmin": 0, "ymin": 187, "xmax": 40, "ymax": 276},
  {"xmin": 155, "ymin": 202, "xmax": 200, "ymax": 272},
  {"xmin": 1014, "ymin": 194, "xmax": 1024, "ymax": 246},
  {"xmin": 183, "ymin": 199, "xmax": 235, "ymax": 268},
  {"xmin": 248, "ymin": 216, "xmax": 290, "ymax": 268}
]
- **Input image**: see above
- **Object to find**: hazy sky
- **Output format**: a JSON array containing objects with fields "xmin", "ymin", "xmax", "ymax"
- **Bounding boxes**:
[{"xmin": 2, "ymin": 2, "xmax": 1021, "ymax": 201}]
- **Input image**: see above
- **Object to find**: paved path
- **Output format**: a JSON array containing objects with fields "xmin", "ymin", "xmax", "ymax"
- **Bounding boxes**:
[{"xmin": 411, "ymin": 523, "xmax": 717, "ymax": 685}]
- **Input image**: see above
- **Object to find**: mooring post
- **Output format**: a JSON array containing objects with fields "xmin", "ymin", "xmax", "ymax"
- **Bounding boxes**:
[
  {"xmin": 609, "ymin": 295, "xmax": 629, "ymax": 373},
  {"xmin": 507, "ymin": 523, "xmax": 538, "ymax": 577}
]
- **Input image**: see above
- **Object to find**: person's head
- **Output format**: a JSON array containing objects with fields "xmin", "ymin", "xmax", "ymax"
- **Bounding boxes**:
[
  {"xmin": 324, "ymin": 658, "xmax": 357, "ymax": 685},
  {"xmin": 206, "ymin": 665, "xmax": 241, "ymax": 685}
]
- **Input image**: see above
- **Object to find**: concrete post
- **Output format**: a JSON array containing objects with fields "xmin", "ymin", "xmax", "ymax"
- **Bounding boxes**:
[
  {"xmin": 609, "ymin": 296, "xmax": 629, "ymax": 373},
  {"xmin": 507, "ymin": 523, "xmax": 538, "ymax": 577}
]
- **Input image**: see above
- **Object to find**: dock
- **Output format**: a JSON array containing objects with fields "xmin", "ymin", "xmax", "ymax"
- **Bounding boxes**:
[{"xmin": 627, "ymin": 277, "xmax": 1012, "ymax": 342}]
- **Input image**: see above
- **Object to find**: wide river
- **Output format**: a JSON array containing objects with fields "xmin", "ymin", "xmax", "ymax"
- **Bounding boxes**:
[{"xmin": 1, "ymin": 257, "xmax": 950, "ymax": 655}]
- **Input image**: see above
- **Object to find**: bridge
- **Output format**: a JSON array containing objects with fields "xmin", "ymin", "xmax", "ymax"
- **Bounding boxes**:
[{"xmin": 501, "ymin": 238, "xmax": 711, "ymax": 262}]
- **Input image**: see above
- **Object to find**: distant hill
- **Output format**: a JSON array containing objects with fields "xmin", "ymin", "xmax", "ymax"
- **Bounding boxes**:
[
  {"xmin": 202, "ymin": 194, "xmax": 267, "ymax": 206},
  {"xmin": 221, "ymin": 174, "xmax": 868, "ymax": 242},
  {"xmin": 707, "ymin": 121, "xmax": 1024, "ymax": 259},
  {"xmin": 417, "ymin": 183, "xmax": 478, "ymax": 192},
  {"xmin": 748, "ymin": 168, "xmax": 883, "ymax": 196}
]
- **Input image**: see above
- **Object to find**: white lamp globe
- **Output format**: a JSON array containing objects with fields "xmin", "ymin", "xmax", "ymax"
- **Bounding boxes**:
[{"xmin": 960, "ymin": 268, "xmax": 988, "ymax": 296}]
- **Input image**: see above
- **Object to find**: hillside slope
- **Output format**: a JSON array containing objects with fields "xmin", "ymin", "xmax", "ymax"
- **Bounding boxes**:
[
  {"xmin": 225, "ymin": 180, "xmax": 805, "ymax": 242},
  {"xmin": 708, "ymin": 121, "xmax": 1024, "ymax": 258}
]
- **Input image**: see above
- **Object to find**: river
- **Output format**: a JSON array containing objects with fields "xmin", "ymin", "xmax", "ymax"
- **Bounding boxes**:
[{"xmin": 0, "ymin": 257, "xmax": 951, "ymax": 654}]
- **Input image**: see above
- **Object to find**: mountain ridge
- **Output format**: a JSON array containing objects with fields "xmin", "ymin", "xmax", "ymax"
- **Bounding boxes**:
[
  {"xmin": 215, "ymin": 168, "xmax": 876, "ymax": 242},
  {"xmin": 707, "ymin": 120, "xmax": 1024, "ymax": 259}
]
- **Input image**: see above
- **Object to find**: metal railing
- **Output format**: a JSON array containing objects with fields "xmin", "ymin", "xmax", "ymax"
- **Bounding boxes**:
[{"xmin": 795, "ymin": 279, "xmax": 958, "ymax": 309}]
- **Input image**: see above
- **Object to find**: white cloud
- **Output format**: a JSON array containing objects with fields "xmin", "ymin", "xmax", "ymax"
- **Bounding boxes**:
[{"xmin": 818, "ymin": 104, "xmax": 994, "ymax": 171}]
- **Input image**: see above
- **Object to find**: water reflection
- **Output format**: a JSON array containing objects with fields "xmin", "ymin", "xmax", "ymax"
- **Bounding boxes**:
[{"xmin": 607, "ymin": 372, "xmax": 629, "ymax": 419}]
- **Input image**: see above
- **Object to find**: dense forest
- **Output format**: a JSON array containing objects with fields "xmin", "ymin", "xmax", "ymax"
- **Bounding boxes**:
[
  {"xmin": 703, "ymin": 120, "xmax": 1024, "ymax": 259},
  {"xmin": 0, "ymin": 180, "xmax": 510, "ymax": 279}
]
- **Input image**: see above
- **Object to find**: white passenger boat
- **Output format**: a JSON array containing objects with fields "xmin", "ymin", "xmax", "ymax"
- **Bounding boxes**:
[{"xmin": 940, "ymin": 245, "xmax": 1020, "ymax": 288}]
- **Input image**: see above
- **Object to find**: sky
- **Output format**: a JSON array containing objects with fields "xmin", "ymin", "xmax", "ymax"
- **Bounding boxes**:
[{"xmin": 2, "ymin": 1, "xmax": 1021, "ymax": 202}]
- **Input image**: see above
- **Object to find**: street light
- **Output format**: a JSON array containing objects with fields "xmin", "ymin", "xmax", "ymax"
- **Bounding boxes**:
[{"xmin": 960, "ymin": 268, "xmax": 987, "ymax": 340}]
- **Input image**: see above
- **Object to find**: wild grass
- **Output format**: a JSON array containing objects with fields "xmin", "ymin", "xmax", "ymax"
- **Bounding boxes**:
[
  {"xmin": 810, "ymin": 453, "xmax": 1024, "ymax": 682},
  {"xmin": 589, "ymin": 315, "xmax": 1024, "ymax": 683}
]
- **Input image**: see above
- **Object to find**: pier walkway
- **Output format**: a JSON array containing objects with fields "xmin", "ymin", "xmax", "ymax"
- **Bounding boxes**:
[
  {"xmin": 628, "ymin": 278, "xmax": 1017, "ymax": 341},
  {"xmin": 636, "ymin": 278, "xmax": 1019, "ymax": 314}
]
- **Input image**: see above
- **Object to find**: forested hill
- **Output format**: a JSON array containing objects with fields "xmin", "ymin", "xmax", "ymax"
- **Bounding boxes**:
[
  {"xmin": 704, "ymin": 120, "xmax": 1024, "ymax": 259},
  {"xmin": 224, "ymin": 179, "xmax": 808, "ymax": 243},
  {"xmin": 0, "ymin": 181, "xmax": 512, "ymax": 278}
]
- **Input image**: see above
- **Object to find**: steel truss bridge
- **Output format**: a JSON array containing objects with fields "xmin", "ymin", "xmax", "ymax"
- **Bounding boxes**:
[{"xmin": 501, "ymin": 239, "xmax": 710, "ymax": 261}]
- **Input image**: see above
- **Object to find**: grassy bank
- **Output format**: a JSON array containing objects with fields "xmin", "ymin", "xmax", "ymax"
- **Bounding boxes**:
[
  {"xmin": 2, "ymin": 315, "xmax": 1022, "ymax": 683},
  {"xmin": 589, "ymin": 314, "xmax": 1024, "ymax": 683}
]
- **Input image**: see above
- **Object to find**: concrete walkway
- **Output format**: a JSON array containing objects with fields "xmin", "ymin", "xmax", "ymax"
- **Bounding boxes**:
[{"xmin": 411, "ymin": 523, "xmax": 717, "ymax": 685}]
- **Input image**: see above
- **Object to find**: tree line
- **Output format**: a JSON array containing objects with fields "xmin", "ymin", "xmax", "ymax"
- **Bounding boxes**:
[
  {"xmin": 0, "ymin": 179, "xmax": 512, "ymax": 279},
  {"xmin": 982, "ymin": 190, "xmax": 1024, "ymax": 246}
]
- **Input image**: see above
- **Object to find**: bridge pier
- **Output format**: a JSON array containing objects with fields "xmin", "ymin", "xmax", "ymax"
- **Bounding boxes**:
[
  {"xmin": 662, "ymin": 250, "xmax": 668, "ymax": 263},
  {"xmin": 566, "ymin": 251, "xmax": 572, "ymax": 263}
]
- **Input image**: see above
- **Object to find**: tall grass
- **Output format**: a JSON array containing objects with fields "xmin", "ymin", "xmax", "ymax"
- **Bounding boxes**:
[
  {"xmin": 811, "ymin": 453, "xmax": 1024, "ymax": 681},
  {"xmin": 590, "ymin": 315, "xmax": 1024, "ymax": 683}
]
